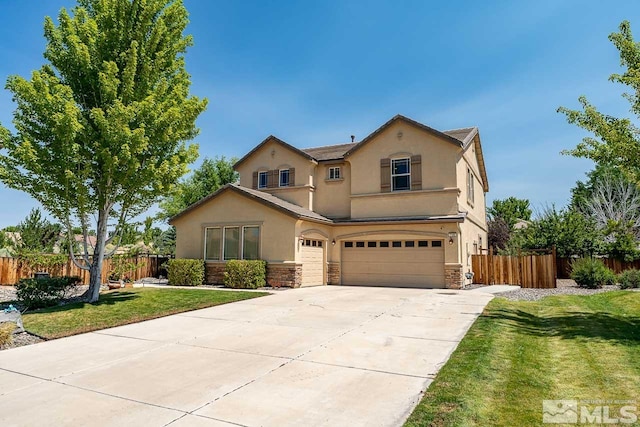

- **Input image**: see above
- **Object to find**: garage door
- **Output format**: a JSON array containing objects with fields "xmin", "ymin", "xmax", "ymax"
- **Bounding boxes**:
[
  {"xmin": 341, "ymin": 239, "xmax": 445, "ymax": 288},
  {"xmin": 301, "ymin": 239, "xmax": 324, "ymax": 287}
]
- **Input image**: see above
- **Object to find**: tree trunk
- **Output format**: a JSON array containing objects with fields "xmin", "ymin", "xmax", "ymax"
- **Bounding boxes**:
[{"xmin": 86, "ymin": 209, "xmax": 109, "ymax": 303}]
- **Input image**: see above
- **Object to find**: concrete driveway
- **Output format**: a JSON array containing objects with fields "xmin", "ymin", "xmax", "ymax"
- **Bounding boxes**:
[{"xmin": 0, "ymin": 286, "xmax": 493, "ymax": 427}]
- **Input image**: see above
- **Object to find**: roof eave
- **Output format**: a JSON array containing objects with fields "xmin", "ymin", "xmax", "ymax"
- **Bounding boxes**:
[{"xmin": 233, "ymin": 135, "xmax": 318, "ymax": 170}]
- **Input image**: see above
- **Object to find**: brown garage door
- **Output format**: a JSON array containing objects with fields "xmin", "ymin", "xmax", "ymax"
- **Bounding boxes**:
[
  {"xmin": 301, "ymin": 239, "xmax": 324, "ymax": 287},
  {"xmin": 341, "ymin": 239, "xmax": 445, "ymax": 288}
]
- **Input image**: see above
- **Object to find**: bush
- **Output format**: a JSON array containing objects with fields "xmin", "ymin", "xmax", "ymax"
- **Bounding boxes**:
[
  {"xmin": 15, "ymin": 276, "xmax": 81, "ymax": 310},
  {"xmin": 570, "ymin": 258, "xmax": 616, "ymax": 289},
  {"xmin": 618, "ymin": 269, "xmax": 640, "ymax": 289},
  {"xmin": 224, "ymin": 260, "xmax": 267, "ymax": 289},
  {"xmin": 0, "ymin": 323, "xmax": 14, "ymax": 348},
  {"xmin": 166, "ymin": 259, "xmax": 204, "ymax": 286}
]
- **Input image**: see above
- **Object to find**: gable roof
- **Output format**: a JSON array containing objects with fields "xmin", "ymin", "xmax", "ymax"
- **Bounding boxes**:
[
  {"xmin": 343, "ymin": 114, "xmax": 465, "ymax": 157},
  {"xmin": 233, "ymin": 135, "xmax": 317, "ymax": 169},
  {"xmin": 168, "ymin": 183, "xmax": 332, "ymax": 225}
]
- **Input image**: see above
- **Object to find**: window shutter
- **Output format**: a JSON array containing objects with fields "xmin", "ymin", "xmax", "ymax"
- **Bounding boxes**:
[
  {"xmin": 411, "ymin": 155, "xmax": 422, "ymax": 190},
  {"xmin": 267, "ymin": 170, "xmax": 277, "ymax": 188},
  {"xmin": 252, "ymin": 171, "xmax": 258, "ymax": 189},
  {"xmin": 289, "ymin": 168, "xmax": 295, "ymax": 186},
  {"xmin": 380, "ymin": 158, "xmax": 391, "ymax": 192}
]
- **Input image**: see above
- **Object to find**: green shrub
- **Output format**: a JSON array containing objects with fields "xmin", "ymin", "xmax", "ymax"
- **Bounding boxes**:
[
  {"xmin": 15, "ymin": 276, "xmax": 81, "ymax": 310},
  {"xmin": 166, "ymin": 259, "xmax": 204, "ymax": 286},
  {"xmin": 618, "ymin": 269, "xmax": 640, "ymax": 289},
  {"xmin": 570, "ymin": 258, "xmax": 616, "ymax": 289},
  {"xmin": 224, "ymin": 260, "xmax": 267, "ymax": 289},
  {"xmin": 0, "ymin": 323, "xmax": 14, "ymax": 348}
]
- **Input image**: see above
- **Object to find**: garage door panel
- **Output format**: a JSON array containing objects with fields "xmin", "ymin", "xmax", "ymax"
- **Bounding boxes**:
[
  {"xmin": 301, "ymin": 241, "xmax": 324, "ymax": 287},
  {"xmin": 341, "ymin": 241, "xmax": 445, "ymax": 288}
]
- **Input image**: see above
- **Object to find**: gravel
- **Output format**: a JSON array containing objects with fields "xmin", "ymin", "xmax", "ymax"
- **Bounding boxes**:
[
  {"xmin": 473, "ymin": 279, "xmax": 622, "ymax": 301},
  {"xmin": 1, "ymin": 332, "xmax": 44, "ymax": 350}
]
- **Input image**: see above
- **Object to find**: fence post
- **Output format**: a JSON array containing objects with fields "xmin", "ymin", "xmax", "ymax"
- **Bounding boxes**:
[{"xmin": 552, "ymin": 245, "xmax": 557, "ymax": 288}]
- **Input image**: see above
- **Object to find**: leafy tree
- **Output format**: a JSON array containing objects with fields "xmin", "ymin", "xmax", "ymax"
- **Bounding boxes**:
[
  {"xmin": 158, "ymin": 156, "xmax": 238, "ymax": 221},
  {"xmin": 558, "ymin": 21, "xmax": 640, "ymax": 185},
  {"xmin": 141, "ymin": 216, "xmax": 162, "ymax": 246},
  {"xmin": 518, "ymin": 206, "xmax": 601, "ymax": 257},
  {"xmin": 487, "ymin": 197, "xmax": 532, "ymax": 230},
  {"xmin": 570, "ymin": 164, "xmax": 628, "ymax": 212},
  {"xmin": 154, "ymin": 226, "xmax": 176, "ymax": 255},
  {"xmin": 488, "ymin": 217, "xmax": 510, "ymax": 251},
  {"xmin": 16, "ymin": 208, "xmax": 62, "ymax": 252},
  {"xmin": 0, "ymin": 0, "xmax": 207, "ymax": 302}
]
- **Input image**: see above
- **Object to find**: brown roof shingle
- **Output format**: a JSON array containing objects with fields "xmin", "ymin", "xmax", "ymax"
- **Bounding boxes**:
[{"xmin": 300, "ymin": 143, "xmax": 357, "ymax": 161}]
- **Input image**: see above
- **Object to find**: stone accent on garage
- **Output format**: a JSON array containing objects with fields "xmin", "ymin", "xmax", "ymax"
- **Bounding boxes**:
[
  {"xmin": 206, "ymin": 262, "xmax": 226, "ymax": 285},
  {"xmin": 327, "ymin": 262, "xmax": 340, "ymax": 285},
  {"xmin": 267, "ymin": 263, "xmax": 303, "ymax": 288},
  {"xmin": 444, "ymin": 263, "xmax": 464, "ymax": 289}
]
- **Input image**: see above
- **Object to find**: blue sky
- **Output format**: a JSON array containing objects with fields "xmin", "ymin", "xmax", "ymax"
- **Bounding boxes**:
[{"xmin": 1, "ymin": 0, "xmax": 639, "ymax": 227}]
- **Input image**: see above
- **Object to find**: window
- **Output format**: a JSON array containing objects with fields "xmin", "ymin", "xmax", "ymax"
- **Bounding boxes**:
[
  {"xmin": 380, "ymin": 241, "xmax": 389, "ymax": 247},
  {"xmin": 418, "ymin": 240, "xmax": 429, "ymax": 247},
  {"xmin": 392, "ymin": 241, "xmax": 402, "ymax": 247},
  {"xmin": 329, "ymin": 167, "xmax": 341, "ymax": 180},
  {"xmin": 242, "ymin": 226, "xmax": 260, "ymax": 260},
  {"xmin": 345, "ymin": 242, "xmax": 354, "ymax": 248},
  {"xmin": 391, "ymin": 158, "xmax": 410, "ymax": 191},
  {"xmin": 356, "ymin": 241, "xmax": 365, "ymax": 247},
  {"xmin": 432, "ymin": 240, "xmax": 443, "ymax": 247},
  {"xmin": 467, "ymin": 168, "xmax": 475, "ymax": 203},
  {"xmin": 223, "ymin": 227, "xmax": 240, "ymax": 260},
  {"xmin": 279, "ymin": 169, "xmax": 290, "ymax": 187},
  {"xmin": 258, "ymin": 171, "xmax": 268, "ymax": 189},
  {"xmin": 405, "ymin": 241, "xmax": 415, "ymax": 247},
  {"xmin": 204, "ymin": 227, "xmax": 221, "ymax": 260},
  {"xmin": 367, "ymin": 241, "xmax": 377, "ymax": 248}
]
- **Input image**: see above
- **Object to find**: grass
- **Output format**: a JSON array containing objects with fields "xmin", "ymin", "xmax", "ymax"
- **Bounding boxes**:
[
  {"xmin": 22, "ymin": 287, "xmax": 268, "ymax": 339},
  {"xmin": 405, "ymin": 291, "xmax": 640, "ymax": 427}
]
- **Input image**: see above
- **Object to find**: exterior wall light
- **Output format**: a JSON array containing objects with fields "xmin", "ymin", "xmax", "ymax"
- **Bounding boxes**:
[
  {"xmin": 332, "ymin": 239, "xmax": 336, "ymax": 246},
  {"xmin": 448, "ymin": 232, "xmax": 457, "ymax": 245}
]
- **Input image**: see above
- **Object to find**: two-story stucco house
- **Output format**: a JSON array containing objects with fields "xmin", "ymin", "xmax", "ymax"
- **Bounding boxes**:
[{"xmin": 170, "ymin": 114, "xmax": 489, "ymax": 289}]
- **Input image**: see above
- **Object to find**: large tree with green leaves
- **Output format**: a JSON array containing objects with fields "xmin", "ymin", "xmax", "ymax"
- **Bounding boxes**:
[
  {"xmin": 558, "ymin": 20, "xmax": 640, "ymax": 184},
  {"xmin": 158, "ymin": 156, "xmax": 238, "ymax": 221},
  {"xmin": 0, "ymin": 0, "xmax": 206, "ymax": 302},
  {"xmin": 487, "ymin": 197, "xmax": 532, "ymax": 230}
]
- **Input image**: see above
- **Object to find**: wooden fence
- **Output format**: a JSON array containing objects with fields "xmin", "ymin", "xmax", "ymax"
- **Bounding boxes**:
[
  {"xmin": 0, "ymin": 255, "xmax": 168, "ymax": 286},
  {"xmin": 471, "ymin": 250, "xmax": 557, "ymax": 288},
  {"xmin": 556, "ymin": 257, "xmax": 640, "ymax": 278}
]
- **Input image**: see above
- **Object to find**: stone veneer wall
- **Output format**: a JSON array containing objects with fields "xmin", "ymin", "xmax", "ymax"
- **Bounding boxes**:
[
  {"xmin": 327, "ymin": 262, "xmax": 340, "ymax": 285},
  {"xmin": 444, "ymin": 264, "xmax": 464, "ymax": 289},
  {"xmin": 205, "ymin": 263, "xmax": 226, "ymax": 285},
  {"xmin": 266, "ymin": 263, "xmax": 303, "ymax": 288}
]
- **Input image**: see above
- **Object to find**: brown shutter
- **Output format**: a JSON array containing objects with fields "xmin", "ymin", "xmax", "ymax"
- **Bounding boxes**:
[
  {"xmin": 267, "ymin": 170, "xmax": 277, "ymax": 188},
  {"xmin": 411, "ymin": 155, "xmax": 422, "ymax": 190},
  {"xmin": 252, "ymin": 171, "xmax": 258, "ymax": 189},
  {"xmin": 380, "ymin": 158, "xmax": 391, "ymax": 193},
  {"xmin": 289, "ymin": 168, "xmax": 295, "ymax": 186}
]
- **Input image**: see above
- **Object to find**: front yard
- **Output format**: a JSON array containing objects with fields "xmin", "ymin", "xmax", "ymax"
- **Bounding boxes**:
[
  {"xmin": 405, "ymin": 291, "xmax": 640, "ymax": 426},
  {"xmin": 21, "ymin": 287, "xmax": 268, "ymax": 339}
]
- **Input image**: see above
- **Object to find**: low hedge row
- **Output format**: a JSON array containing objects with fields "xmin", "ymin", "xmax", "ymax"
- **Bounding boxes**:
[
  {"xmin": 16, "ymin": 276, "xmax": 81, "ymax": 309},
  {"xmin": 166, "ymin": 259, "xmax": 205, "ymax": 286},
  {"xmin": 224, "ymin": 260, "xmax": 267, "ymax": 289}
]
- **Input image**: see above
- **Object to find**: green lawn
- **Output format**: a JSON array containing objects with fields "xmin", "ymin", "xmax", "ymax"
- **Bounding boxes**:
[
  {"xmin": 405, "ymin": 291, "xmax": 640, "ymax": 427},
  {"xmin": 23, "ymin": 287, "xmax": 268, "ymax": 339}
]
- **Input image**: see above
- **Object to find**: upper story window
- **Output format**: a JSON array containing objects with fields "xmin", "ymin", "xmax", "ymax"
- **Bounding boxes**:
[
  {"xmin": 467, "ymin": 168, "xmax": 475, "ymax": 203},
  {"xmin": 279, "ymin": 169, "xmax": 290, "ymax": 187},
  {"xmin": 258, "ymin": 171, "xmax": 268, "ymax": 189},
  {"xmin": 391, "ymin": 158, "xmax": 411, "ymax": 191},
  {"xmin": 328, "ymin": 167, "xmax": 341, "ymax": 180}
]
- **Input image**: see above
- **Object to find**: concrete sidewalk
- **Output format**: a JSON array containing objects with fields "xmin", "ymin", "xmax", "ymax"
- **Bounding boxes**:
[{"xmin": 0, "ymin": 286, "xmax": 493, "ymax": 427}]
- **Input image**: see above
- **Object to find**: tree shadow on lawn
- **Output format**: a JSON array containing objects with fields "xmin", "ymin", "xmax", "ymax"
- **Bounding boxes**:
[
  {"xmin": 28, "ymin": 291, "xmax": 140, "ymax": 314},
  {"xmin": 485, "ymin": 308, "xmax": 640, "ymax": 345}
]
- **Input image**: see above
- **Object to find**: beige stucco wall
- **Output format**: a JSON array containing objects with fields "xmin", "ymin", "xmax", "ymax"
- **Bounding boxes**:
[
  {"xmin": 348, "ymin": 121, "xmax": 459, "ymax": 197},
  {"xmin": 172, "ymin": 190, "xmax": 297, "ymax": 262},
  {"xmin": 456, "ymin": 136, "xmax": 487, "ymax": 231},
  {"xmin": 351, "ymin": 189, "xmax": 459, "ymax": 218},
  {"xmin": 236, "ymin": 138, "xmax": 316, "ymax": 187},
  {"xmin": 313, "ymin": 162, "xmax": 351, "ymax": 218}
]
